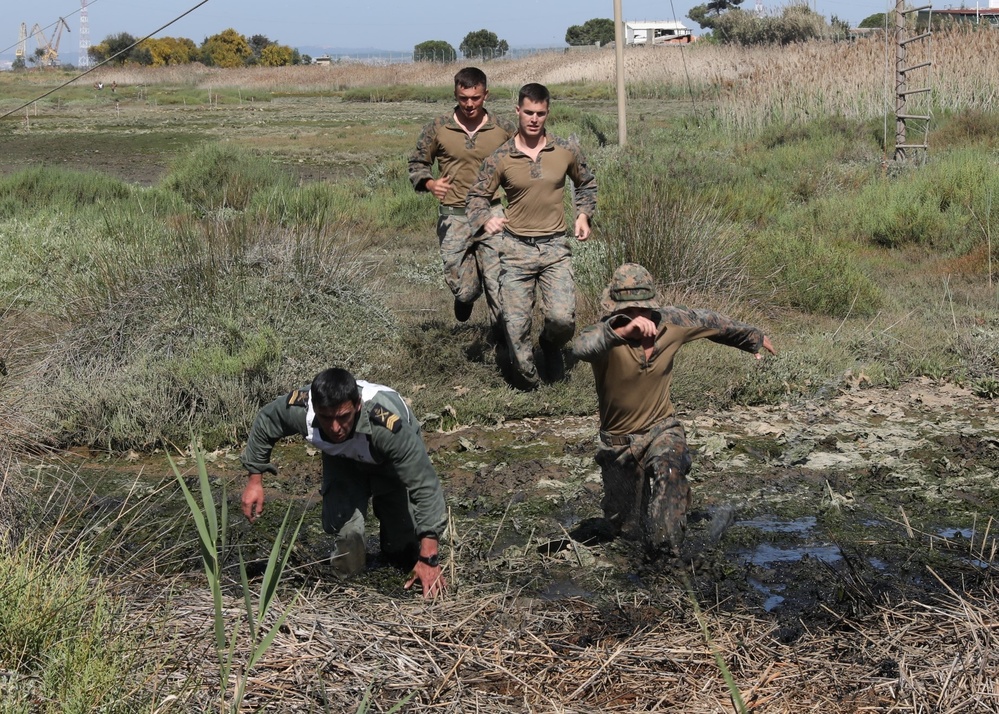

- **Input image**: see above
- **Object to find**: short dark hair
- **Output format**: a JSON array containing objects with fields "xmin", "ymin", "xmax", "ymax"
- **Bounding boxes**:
[
  {"xmin": 454, "ymin": 67, "xmax": 487, "ymax": 90},
  {"xmin": 310, "ymin": 368, "xmax": 359, "ymax": 409},
  {"xmin": 518, "ymin": 82, "xmax": 550, "ymax": 107}
]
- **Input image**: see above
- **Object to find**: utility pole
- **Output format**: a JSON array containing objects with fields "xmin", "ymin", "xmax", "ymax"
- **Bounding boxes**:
[
  {"xmin": 79, "ymin": 0, "xmax": 91, "ymax": 69},
  {"xmin": 894, "ymin": 0, "xmax": 933, "ymax": 161},
  {"xmin": 614, "ymin": 0, "xmax": 627, "ymax": 146}
]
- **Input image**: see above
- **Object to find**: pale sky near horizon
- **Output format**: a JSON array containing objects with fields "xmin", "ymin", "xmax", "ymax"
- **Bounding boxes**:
[{"xmin": 6, "ymin": 0, "xmax": 896, "ymax": 60}]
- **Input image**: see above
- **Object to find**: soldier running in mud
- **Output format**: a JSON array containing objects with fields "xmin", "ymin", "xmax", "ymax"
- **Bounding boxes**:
[
  {"xmin": 572, "ymin": 263, "xmax": 776, "ymax": 559},
  {"xmin": 239, "ymin": 367, "xmax": 448, "ymax": 598},
  {"xmin": 467, "ymin": 82, "xmax": 597, "ymax": 390},
  {"xmin": 408, "ymin": 67, "xmax": 516, "ymax": 329}
]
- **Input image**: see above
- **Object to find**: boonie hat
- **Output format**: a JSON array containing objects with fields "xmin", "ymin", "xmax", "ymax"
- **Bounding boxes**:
[{"xmin": 599, "ymin": 263, "xmax": 661, "ymax": 316}]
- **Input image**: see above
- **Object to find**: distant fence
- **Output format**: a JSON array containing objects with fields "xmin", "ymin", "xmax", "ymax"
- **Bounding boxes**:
[{"xmin": 315, "ymin": 45, "xmax": 587, "ymax": 67}]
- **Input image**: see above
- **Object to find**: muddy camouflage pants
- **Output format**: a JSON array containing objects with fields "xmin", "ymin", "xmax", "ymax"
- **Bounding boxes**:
[
  {"xmin": 498, "ymin": 233, "xmax": 575, "ymax": 384},
  {"xmin": 436, "ymin": 206, "xmax": 505, "ymax": 324},
  {"xmin": 595, "ymin": 418, "xmax": 693, "ymax": 555}
]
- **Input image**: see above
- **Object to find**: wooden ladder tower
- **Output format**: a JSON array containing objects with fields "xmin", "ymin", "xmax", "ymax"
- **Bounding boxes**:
[{"xmin": 895, "ymin": 0, "xmax": 933, "ymax": 161}]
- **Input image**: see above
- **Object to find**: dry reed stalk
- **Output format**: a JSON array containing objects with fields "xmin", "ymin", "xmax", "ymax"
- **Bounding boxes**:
[{"xmin": 125, "ymin": 573, "xmax": 999, "ymax": 713}]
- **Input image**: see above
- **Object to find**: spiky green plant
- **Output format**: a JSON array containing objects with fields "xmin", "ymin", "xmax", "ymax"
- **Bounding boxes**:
[{"xmin": 171, "ymin": 441, "xmax": 304, "ymax": 712}]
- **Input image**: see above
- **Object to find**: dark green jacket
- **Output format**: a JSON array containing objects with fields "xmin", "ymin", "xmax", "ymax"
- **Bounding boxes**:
[{"xmin": 240, "ymin": 381, "xmax": 447, "ymax": 537}]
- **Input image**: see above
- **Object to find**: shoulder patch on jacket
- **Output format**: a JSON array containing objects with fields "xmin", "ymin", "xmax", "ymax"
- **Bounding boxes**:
[
  {"xmin": 369, "ymin": 404, "xmax": 401, "ymax": 433},
  {"xmin": 287, "ymin": 389, "xmax": 309, "ymax": 408}
]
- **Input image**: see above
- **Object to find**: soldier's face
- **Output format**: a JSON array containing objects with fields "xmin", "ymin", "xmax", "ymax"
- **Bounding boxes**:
[
  {"xmin": 516, "ymin": 98, "xmax": 549, "ymax": 138},
  {"xmin": 455, "ymin": 84, "xmax": 488, "ymax": 122},
  {"xmin": 314, "ymin": 399, "xmax": 360, "ymax": 443}
]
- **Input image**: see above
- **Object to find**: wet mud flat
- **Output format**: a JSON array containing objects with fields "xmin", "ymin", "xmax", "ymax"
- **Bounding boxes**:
[
  {"xmin": 66, "ymin": 376, "xmax": 998, "ymax": 624},
  {"xmin": 49, "ymin": 377, "xmax": 998, "ymax": 711},
  {"xmin": 407, "ymin": 378, "xmax": 993, "ymax": 622}
]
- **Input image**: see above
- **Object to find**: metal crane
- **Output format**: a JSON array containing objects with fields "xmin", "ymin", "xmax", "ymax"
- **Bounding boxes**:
[
  {"xmin": 16, "ymin": 23, "xmax": 27, "ymax": 60},
  {"xmin": 29, "ymin": 17, "xmax": 71, "ymax": 67}
]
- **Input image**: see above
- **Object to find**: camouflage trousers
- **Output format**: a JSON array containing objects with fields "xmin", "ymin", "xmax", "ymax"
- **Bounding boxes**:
[
  {"xmin": 594, "ymin": 418, "xmax": 693, "ymax": 556},
  {"xmin": 436, "ymin": 206, "xmax": 505, "ymax": 324},
  {"xmin": 498, "ymin": 233, "xmax": 575, "ymax": 384}
]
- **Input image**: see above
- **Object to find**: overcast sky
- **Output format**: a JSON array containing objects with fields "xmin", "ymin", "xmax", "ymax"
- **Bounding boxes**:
[{"xmin": 8, "ymin": 0, "xmax": 894, "ymax": 58}]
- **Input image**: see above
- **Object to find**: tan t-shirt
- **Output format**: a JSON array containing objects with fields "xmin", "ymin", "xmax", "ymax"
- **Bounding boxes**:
[
  {"xmin": 407, "ymin": 110, "xmax": 516, "ymax": 207},
  {"xmin": 573, "ymin": 308, "xmax": 764, "ymax": 435},
  {"xmin": 466, "ymin": 133, "xmax": 597, "ymax": 237}
]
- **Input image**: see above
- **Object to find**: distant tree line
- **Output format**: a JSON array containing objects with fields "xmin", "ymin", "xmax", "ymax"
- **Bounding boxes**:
[
  {"xmin": 413, "ymin": 29, "xmax": 508, "ymax": 62},
  {"xmin": 88, "ymin": 29, "xmax": 310, "ymax": 67},
  {"xmin": 688, "ymin": 0, "xmax": 851, "ymax": 44}
]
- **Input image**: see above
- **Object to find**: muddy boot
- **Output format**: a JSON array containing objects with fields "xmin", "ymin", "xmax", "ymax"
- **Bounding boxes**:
[
  {"xmin": 331, "ymin": 531, "xmax": 366, "ymax": 576},
  {"xmin": 453, "ymin": 298, "xmax": 474, "ymax": 323},
  {"xmin": 539, "ymin": 337, "xmax": 566, "ymax": 383},
  {"xmin": 708, "ymin": 504, "xmax": 737, "ymax": 543}
]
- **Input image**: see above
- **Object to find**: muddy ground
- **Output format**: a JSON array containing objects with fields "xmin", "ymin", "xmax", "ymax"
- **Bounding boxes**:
[
  {"xmin": 127, "ymin": 375, "xmax": 996, "ymax": 637},
  {"xmin": 7, "ymin": 89, "xmax": 998, "ymax": 636}
]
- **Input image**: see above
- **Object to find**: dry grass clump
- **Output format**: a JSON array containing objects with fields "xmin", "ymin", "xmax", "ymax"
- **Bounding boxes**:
[{"xmin": 146, "ymin": 576, "xmax": 999, "ymax": 712}]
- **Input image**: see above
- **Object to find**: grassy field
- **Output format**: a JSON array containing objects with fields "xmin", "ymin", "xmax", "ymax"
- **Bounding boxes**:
[{"xmin": 1, "ymin": 34, "xmax": 998, "ymax": 712}]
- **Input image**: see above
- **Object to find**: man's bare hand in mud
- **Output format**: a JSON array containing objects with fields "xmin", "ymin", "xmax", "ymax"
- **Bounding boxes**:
[
  {"xmin": 405, "ymin": 562, "xmax": 448, "ymax": 599},
  {"xmin": 241, "ymin": 474, "xmax": 265, "ymax": 523}
]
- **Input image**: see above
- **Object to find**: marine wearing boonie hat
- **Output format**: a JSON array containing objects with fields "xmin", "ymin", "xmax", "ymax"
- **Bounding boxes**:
[{"xmin": 599, "ymin": 262, "xmax": 661, "ymax": 316}]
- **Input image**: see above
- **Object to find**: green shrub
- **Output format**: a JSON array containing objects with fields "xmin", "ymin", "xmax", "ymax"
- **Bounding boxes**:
[
  {"xmin": 0, "ymin": 167, "xmax": 135, "ymax": 219},
  {"xmin": 0, "ymin": 536, "xmax": 142, "ymax": 712},
  {"xmin": 46, "ymin": 216, "xmax": 391, "ymax": 450},
  {"xmin": 749, "ymin": 228, "xmax": 881, "ymax": 316},
  {"xmin": 588, "ymin": 152, "xmax": 752, "ymax": 313},
  {"xmin": 162, "ymin": 144, "xmax": 295, "ymax": 213}
]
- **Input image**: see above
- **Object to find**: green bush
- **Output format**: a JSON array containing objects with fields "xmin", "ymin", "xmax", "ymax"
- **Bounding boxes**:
[
  {"xmin": 162, "ymin": 144, "xmax": 295, "ymax": 213},
  {"xmin": 0, "ymin": 167, "xmax": 135, "ymax": 219},
  {"xmin": 0, "ymin": 537, "xmax": 142, "ymax": 712},
  {"xmin": 45, "ymin": 213, "xmax": 390, "ymax": 450},
  {"xmin": 749, "ymin": 228, "xmax": 881, "ymax": 316},
  {"xmin": 588, "ymin": 151, "xmax": 752, "ymax": 312}
]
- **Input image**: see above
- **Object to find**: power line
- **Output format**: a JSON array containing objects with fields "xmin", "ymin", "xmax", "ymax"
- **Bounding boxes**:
[{"xmin": 1, "ymin": 0, "xmax": 212, "ymax": 121}]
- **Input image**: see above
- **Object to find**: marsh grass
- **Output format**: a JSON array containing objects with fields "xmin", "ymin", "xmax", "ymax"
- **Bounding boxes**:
[
  {"xmin": 171, "ymin": 442, "xmax": 303, "ymax": 712},
  {"xmin": 0, "ymin": 458, "xmax": 197, "ymax": 712},
  {"xmin": 163, "ymin": 143, "xmax": 296, "ymax": 213},
  {"xmin": 0, "ymin": 161, "xmax": 391, "ymax": 450}
]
